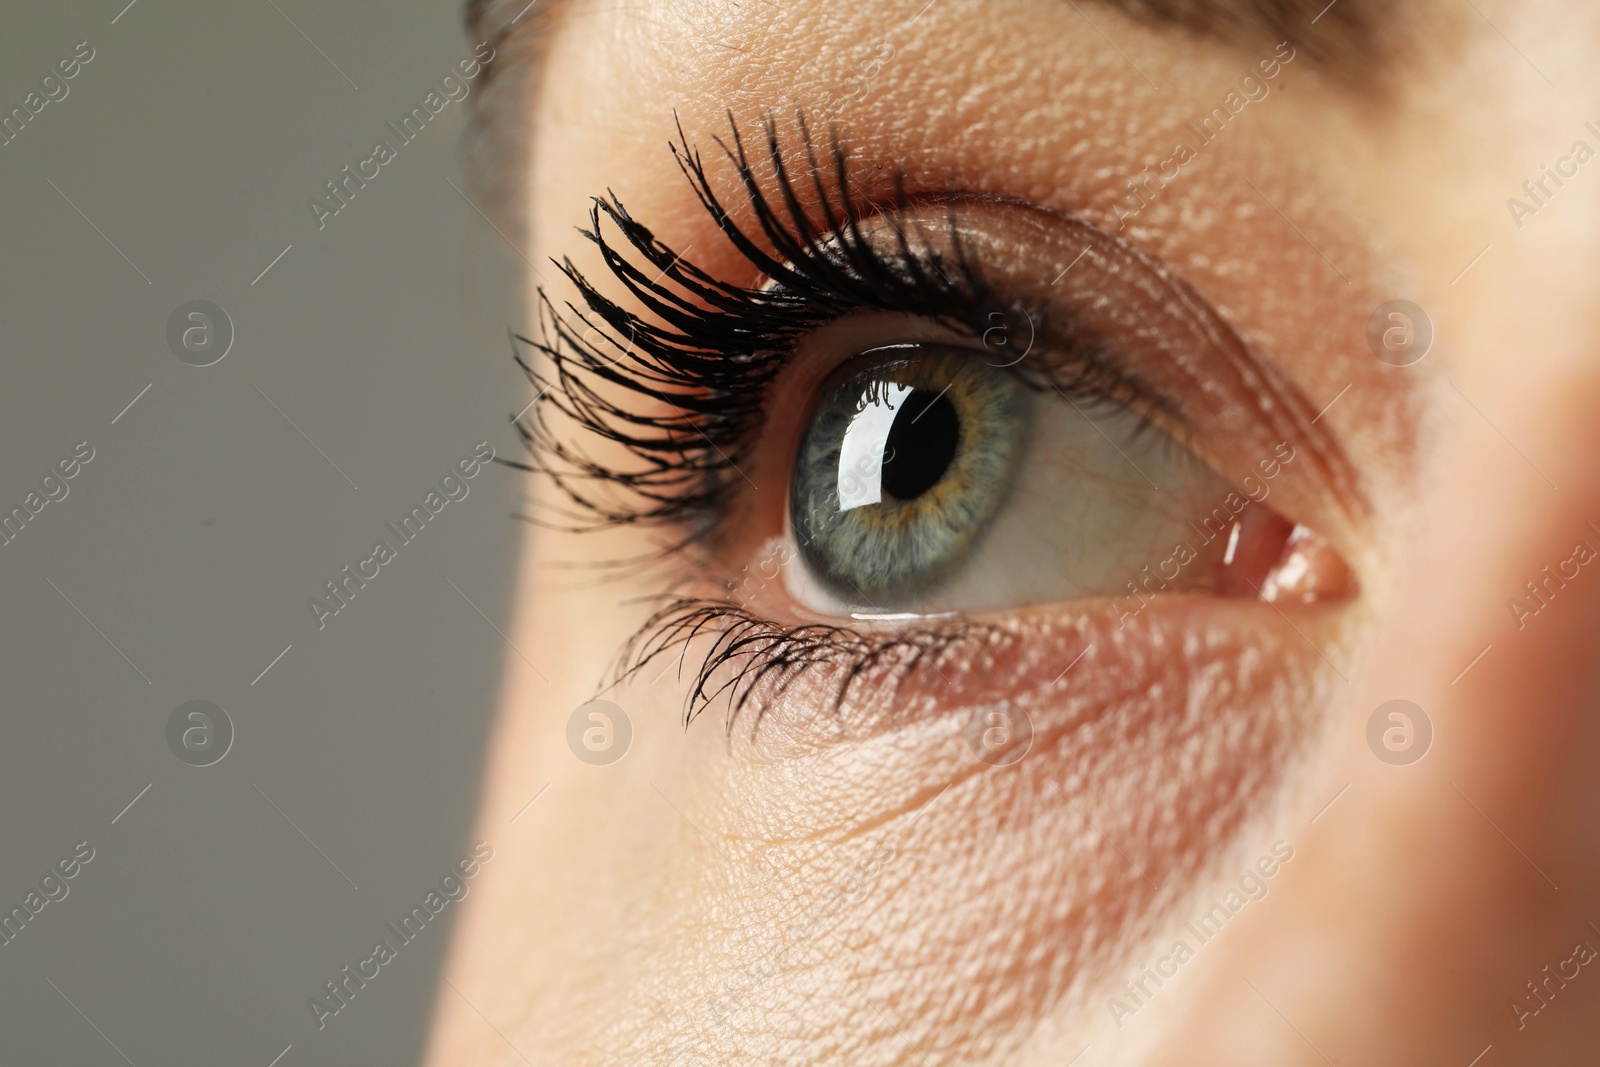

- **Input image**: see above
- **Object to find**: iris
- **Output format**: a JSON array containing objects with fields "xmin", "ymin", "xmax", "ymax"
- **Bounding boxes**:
[{"xmin": 790, "ymin": 345, "xmax": 1031, "ymax": 610}]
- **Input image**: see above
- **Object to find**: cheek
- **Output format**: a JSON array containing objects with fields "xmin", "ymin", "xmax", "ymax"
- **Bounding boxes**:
[{"xmin": 621, "ymin": 599, "xmax": 1343, "ymax": 1052}]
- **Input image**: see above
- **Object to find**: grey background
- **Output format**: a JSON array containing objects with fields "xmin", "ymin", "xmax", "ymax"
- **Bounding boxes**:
[{"xmin": 0, "ymin": 1, "xmax": 528, "ymax": 1064}]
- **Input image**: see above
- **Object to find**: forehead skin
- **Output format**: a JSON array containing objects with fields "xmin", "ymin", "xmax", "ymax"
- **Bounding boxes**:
[{"xmin": 429, "ymin": 1, "xmax": 1600, "ymax": 1065}]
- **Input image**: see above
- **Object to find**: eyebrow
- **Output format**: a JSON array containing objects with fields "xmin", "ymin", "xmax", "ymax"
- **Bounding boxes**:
[
  {"xmin": 467, "ymin": 0, "xmax": 1389, "ymax": 88},
  {"xmin": 1102, "ymin": 0, "xmax": 1388, "ymax": 85},
  {"xmin": 459, "ymin": 0, "xmax": 1395, "ymax": 212}
]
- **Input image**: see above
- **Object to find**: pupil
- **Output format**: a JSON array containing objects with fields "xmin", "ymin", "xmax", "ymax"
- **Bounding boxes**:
[{"xmin": 881, "ymin": 388, "xmax": 960, "ymax": 500}]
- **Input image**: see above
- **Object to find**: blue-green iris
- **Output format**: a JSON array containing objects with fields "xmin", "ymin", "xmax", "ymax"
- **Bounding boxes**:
[{"xmin": 790, "ymin": 345, "xmax": 1032, "ymax": 611}]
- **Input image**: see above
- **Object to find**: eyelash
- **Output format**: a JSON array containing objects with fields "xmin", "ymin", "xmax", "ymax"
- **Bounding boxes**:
[
  {"xmin": 510, "ymin": 113, "xmax": 1171, "ymax": 540},
  {"xmin": 508, "ymin": 112, "xmax": 1172, "ymax": 728},
  {"xmin": 616, "ymin": 596, "xmax": 1003, "ymax": 733}
]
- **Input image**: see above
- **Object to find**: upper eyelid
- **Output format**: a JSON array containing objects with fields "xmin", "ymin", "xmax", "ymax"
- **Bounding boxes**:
[
  {"xmin": 510, "ymin": 117, "xmax": 1013, "ymax": 540},
  {"xmin": 694, "ymin": 119, "xmax": 1368, "ymax": 520},
  {"xmin": 513, "ymin": 113, "xmax": 1368, "ymax": 559},
  {"xmin": 785, "ymin": 187, "xmax": 1370, "ymax": 522},
  {"xmin": 961, "ymin": 193, "xmax": 1371, "ymax": 520},
  {"xmin": 512, "ymin": 111, "xmax": 1374, "ymax": 731}
]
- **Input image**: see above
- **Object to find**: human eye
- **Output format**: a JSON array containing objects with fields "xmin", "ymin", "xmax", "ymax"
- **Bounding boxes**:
[
  {"xmin": 515, "ymin": 116, "xmax": 1356, "ymax": 729},
  {"xmin": 787, "ymin": 337, "xmax": 1294, "ymax": 618}
]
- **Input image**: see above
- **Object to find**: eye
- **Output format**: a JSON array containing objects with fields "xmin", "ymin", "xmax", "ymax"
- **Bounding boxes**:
[
  {"xmin": 790, "ymin": 344, "xmax": 1031, "ymax": 610},
  {"xmin": 784, "ymin": 334, "xmax": 1332, "ymax": 620},
  {"xmin": 516, "ymin": 116, "xmax": 1362, "ymax": 723}
]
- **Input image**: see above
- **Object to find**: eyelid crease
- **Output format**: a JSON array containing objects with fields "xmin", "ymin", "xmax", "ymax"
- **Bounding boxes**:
[
  {"xmin": 898, "ymin": 194, "xmax": 1371, "ymax": 524},
  {"xmin": 514, "ymin": 110, "xmax": 1369, "ymax": 729},
  {"xmin": 512, "ymin": 110, "xmax": 1320, "ymax": 567}
]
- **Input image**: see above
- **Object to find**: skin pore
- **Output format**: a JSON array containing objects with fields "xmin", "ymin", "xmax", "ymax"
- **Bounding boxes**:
[{"xmin": 427, "ymin": 1, "xmax": 1600, "ymax": 1063}]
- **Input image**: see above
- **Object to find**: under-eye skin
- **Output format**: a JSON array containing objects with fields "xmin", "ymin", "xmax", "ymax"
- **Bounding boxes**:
[{"xmin": 511, "ymin": 114, "xmax": 1358, "ymax": 728}]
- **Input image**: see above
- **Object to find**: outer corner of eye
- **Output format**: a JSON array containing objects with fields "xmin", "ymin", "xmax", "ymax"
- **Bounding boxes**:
[{"xmin": 1226, "ymin": 512, "xmax": 1357, "ymax": 606}]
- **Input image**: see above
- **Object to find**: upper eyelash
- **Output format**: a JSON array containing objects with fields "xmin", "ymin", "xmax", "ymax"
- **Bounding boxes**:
[
  {"xmin": 506, "ymin": 111, "xmax": 1159, "ymax": 559},
  {"xmin": 505, "ymin": 111, "xmax": 1197, "ymax": 728}
]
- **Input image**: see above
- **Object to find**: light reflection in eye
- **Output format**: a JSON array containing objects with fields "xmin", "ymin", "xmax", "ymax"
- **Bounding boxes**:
[
  {"xmin": 836, "ymin": 382, "xmax": 910, "ymax": 512},
  {"xmin": 790, "ymin": 346, "xmax": 1029, "ymax": 611},
  {"xmin": 782, "ymin": 337, "xmax": 1359, "ymax": 619}
]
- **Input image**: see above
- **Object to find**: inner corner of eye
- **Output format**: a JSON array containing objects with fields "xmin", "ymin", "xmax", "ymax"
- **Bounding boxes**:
[{"xmin": 764, "ymin": 342, "xmax": 1353, "ymax": 621}]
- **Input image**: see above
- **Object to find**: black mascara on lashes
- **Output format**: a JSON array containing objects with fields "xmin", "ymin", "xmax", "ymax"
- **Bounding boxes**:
[
  {"xmin": 503, "ymin": 111, "xmax": 1181, "ymax": 728},
  {"xmin": 506, "ymin": 111, "xmax": 1157, "ymax": 548}
]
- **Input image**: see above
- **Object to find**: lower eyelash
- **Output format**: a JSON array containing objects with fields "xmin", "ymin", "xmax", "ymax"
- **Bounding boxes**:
[
  {"xmin": 616, "ymin": 595, "xmax": 995, "ymax": 731},
  {"xmin": 517, "ymin": 112, "xmax": 1188, "ymax": 727}
]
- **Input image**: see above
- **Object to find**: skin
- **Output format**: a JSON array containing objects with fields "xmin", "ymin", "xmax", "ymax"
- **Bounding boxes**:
[{"xmin": 426, "ymin": 1, "xmax": 1600, "ymax": 1063}]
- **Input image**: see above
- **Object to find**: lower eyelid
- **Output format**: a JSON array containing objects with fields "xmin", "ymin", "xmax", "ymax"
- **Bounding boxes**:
[
  {"xmin": 691, "ymin": 599, "xmax": 1342, "ymax": 1043},
  {"xmin": 528, "ymin": 115, "xmax": 1366, "ymax": 741},
  {"xmin": 624, "ymin": 544, "xmax": 1353, "ymax": 738}
]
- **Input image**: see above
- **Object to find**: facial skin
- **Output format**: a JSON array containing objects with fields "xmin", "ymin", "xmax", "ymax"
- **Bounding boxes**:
[{"xmin": 426, "ymin": 1, "xmax": 1600, "ymax": 1064}]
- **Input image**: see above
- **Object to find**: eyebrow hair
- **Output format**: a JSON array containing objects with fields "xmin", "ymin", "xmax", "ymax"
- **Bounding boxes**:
[
  {"xmin": 458, "ymin": 0, "xmax": 1395, "ymax": 222},
  {"xmin": 1102, "ymin": 0, "xmax": 1389, "ymax": 84},
  {"xmin": 467, "ymin": 0, "xmax": 1390, "ymax": 89}
]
